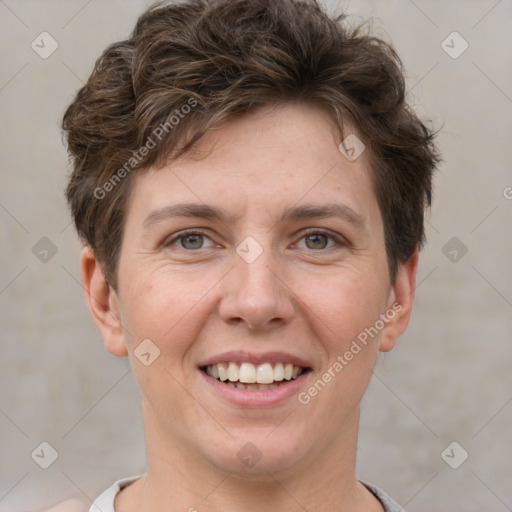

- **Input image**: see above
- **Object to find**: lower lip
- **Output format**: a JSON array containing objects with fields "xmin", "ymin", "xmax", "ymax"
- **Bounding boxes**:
[{"xmin": 199, "ymin": 369, "xmax": 310, "ymax": 407}]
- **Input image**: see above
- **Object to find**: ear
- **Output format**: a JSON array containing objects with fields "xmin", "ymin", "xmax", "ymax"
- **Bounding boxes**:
[
  {"xmin": 80, "ymin": 246, "xmax": 128, "ymax": 357},
  {"xmin": 379, "ymin": 249, "xmax": 419, "ymax": 353}
]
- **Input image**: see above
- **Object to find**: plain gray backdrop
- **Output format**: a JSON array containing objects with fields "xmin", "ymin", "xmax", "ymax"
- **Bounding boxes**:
[{"xmin": 1, "ymin": 0, "xmax": 511, "ymax": 510}]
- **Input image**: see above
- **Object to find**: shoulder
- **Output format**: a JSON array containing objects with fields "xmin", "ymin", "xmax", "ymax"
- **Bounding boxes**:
[
  {"xmin": 40, "ymin": 499, "xmax": 89, "ymax": 512},
  {"xmin": 360, "ymin": 481, "xmax": 406, "ymax": 512}
]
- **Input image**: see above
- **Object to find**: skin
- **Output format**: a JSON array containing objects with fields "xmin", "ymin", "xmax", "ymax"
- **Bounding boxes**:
[{"xmin": 81, "ymin": 102, "xmax": 418, "ymax": 512}]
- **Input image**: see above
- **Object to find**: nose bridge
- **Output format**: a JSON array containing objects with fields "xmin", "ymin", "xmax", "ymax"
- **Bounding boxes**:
[
  {"xmin": 219, "ymin": 240, "xmax": 294, "ymax": 329},
  {"xmin": 239, "ymin": 251, "xmax": 279, "ymax": 298}
]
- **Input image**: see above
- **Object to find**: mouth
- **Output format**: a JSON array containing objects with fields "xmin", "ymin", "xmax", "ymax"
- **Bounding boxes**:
[{"xmin": 200, "ymin": 361, "xmax": 311, "ymax": 391}]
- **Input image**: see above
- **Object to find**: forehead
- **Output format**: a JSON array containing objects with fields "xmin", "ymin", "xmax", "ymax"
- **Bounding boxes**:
[{"xmin": 128, "ymin": 102, "xmax": 382, "ymax": 231}]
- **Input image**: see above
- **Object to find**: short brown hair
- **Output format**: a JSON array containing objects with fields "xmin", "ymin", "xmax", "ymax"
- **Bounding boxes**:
[{"xmin": 62, "ymin": 0, "xmax": 439, "ymax": 289}]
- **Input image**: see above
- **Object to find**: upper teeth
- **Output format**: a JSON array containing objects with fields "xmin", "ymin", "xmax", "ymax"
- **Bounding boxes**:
[{"xmin": 205, "ymin": 362, "xmax": 303, "ymax": 384}]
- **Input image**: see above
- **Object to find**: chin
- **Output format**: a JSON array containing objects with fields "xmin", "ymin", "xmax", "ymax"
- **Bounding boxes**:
[{"xmin": 201, "ymin": 429, "xmax": 309, "ymax": 477}]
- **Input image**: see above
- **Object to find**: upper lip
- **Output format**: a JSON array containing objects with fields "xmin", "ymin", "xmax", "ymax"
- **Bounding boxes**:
[{"xmin": 198, "ymin": 350, "xmax": 312, "ymax": 369}]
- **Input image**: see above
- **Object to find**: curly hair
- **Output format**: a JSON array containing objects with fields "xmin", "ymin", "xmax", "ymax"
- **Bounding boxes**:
[{"xmin": 62, "ymin": 0, "xmax": 439, "ymax": 289}]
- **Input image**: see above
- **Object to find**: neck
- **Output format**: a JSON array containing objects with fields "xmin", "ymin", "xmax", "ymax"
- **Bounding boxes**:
[{"xmin": 116, "ymin": 405, "xmax": 381, "ymax": 512}]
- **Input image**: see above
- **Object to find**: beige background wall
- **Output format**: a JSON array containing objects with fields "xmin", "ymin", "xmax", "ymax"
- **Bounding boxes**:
[{"xmin": 1, "ymin": 0, "xmax": 511, "ymax": 510}]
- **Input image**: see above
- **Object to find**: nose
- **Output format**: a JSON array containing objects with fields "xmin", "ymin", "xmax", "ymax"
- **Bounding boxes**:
[{"xmin": 218, "ymin": 248, "xmax": 295, "ymax": 331}]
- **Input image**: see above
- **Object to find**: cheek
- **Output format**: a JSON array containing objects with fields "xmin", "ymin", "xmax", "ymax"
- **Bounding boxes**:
[
  {"xmin": 295, "ymin": 266, "xmax": 388, "ymax": 347},
  {"xmin": 296, "ymin": 273, "xmax": 387, "ymax": 416},
  {"xmin": 119, "ymin": 266, "xmax": 218, "ymax": 356},
  {"xmin": 120, "ymin": 272, "xmax": 212, "ymax": 412}
]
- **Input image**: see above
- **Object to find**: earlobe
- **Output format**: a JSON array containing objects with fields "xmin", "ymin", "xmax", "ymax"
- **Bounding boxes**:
[
  {"xmin": 379, "ymin": 249, "xmax": 419, "ymax": 353},
  {"xmin": 80, "ymin": 246, "xmax": 128, "ymax": 357}
]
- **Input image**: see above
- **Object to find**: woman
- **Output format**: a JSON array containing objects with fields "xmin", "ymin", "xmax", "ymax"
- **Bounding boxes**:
[{"xmin": 62, "ymin": 0, "xmax": 439, "ymax": 510}]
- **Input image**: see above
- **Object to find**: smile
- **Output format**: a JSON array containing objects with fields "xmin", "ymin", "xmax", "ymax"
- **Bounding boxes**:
[{"xmin": 202, "ymin": 362, "xmax": 307, "ymax": 390}]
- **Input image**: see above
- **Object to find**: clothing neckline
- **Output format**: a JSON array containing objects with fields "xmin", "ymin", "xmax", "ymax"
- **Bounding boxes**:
[{"xmin": 90, "ymin": 475, "xmax": 405, "ymax": 512}]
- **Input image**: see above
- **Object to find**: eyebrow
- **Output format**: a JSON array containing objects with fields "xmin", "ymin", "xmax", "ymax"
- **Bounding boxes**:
[
  {"xmin": 281, "ymin": 203, "xmax": 365, "ymax": 229},
  {"xmin": 143, "ymin": 203, "xmax": 231, "ymax": 230},
  {"xmin": 143, "ymin": 202, "xmax": 366, "ymax": 230}
]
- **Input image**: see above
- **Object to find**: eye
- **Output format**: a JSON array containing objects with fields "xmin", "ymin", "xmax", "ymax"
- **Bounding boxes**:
[
  {"xmin": 165, "ymin": 230, "xmax": 216, "ymax": 250},
  {"xmin": 294, "ymin": 230, "xmax": 342, "ymax": 250}
]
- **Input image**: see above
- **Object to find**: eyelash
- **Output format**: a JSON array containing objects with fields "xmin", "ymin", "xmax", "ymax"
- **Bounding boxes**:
[{"xmin": 164, "ymin": 228, "xmax": 346, "ymax": 251}]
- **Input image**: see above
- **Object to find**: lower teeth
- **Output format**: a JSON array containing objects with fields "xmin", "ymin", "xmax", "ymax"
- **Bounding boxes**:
[{"xmin": 222, "ymin": 381, "xmax": 283, "ymax": 390}]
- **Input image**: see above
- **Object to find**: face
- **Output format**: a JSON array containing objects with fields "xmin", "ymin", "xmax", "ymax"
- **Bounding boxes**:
[{"xmin": 84, "ymin": 102, "xmax": 417, "ymax": 478}]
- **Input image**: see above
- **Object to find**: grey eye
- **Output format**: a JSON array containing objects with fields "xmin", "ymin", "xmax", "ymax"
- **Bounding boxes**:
[
  {"xmin": 304, "ymin": 233, "xmax": 329, "ymax": 250},
  {"xmin": 180, "ymin": 233, "xmax": 204, "ymax": 249}
]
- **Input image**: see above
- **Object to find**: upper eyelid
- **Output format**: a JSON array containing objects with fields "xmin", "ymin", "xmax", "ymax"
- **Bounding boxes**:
[
  {"xmin": 165, "ymin": 229, "xmax": 217, "ymax": 246},
  {"xmin": 297, "ymin": 227, "xmax": 342, "ymax": 239}
]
